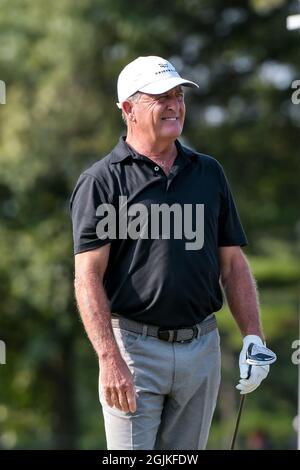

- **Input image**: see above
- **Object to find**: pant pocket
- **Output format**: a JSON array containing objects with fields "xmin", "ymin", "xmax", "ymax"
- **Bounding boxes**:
[{"xmin": 113, "ymin": 327, "xmax": 142, "ymax": 353}]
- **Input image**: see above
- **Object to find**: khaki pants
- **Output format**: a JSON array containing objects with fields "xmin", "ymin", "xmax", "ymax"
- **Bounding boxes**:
[{"xmin": 99, "ymin": 316, "xmax": 221, "ymax": 450}]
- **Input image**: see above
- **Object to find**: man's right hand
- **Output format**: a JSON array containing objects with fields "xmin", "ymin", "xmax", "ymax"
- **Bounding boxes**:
[
  {"xmin": 74, "ymin": 247, "xmax": 137, "ymax": 414},
  {"xmin": 100, "ymin": 352, "xmax": 137, "ymax": 413}
]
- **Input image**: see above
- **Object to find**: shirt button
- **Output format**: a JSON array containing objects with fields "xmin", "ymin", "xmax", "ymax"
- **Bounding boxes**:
[{"xmin": 154, "ymin": 166, "xmax": 160, "ymax": 172}]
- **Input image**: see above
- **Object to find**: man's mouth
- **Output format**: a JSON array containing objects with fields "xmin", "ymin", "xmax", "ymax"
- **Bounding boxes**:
[{"xmin": 161, "ymin": 117, "xmax": 178, "ymax": 121}]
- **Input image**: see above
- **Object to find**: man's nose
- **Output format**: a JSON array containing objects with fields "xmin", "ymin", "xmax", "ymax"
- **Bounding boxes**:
[{"xmin": 166, "ymin": 96, "xmax": 180, "ymax": 110}]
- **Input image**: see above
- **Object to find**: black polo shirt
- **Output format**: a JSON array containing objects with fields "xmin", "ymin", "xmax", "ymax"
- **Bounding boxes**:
[{"xmin": 70, "ymin": 136, "xmax": 247, "ymax": 328}]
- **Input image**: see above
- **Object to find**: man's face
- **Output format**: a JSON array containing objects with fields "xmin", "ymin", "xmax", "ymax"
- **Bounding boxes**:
[{"xmin": 129, "ymin": 86, "xmax": 186, "ymax": 142}]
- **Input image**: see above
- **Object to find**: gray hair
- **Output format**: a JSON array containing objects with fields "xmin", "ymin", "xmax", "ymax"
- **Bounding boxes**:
[{"xmin": 121, "ymin": 91, "xmax": 142, "ymax": 125}]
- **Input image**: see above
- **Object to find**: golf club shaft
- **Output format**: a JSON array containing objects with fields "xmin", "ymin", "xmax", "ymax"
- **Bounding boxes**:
[{"xmin": 230, "ymin": 395, "xmax": 246, "ymax": 450}]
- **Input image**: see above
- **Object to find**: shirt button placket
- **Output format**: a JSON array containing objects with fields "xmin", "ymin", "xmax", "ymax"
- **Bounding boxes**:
[{"xmin": 153, "ymin": 165, "xmax": 160, "ymax": 177}]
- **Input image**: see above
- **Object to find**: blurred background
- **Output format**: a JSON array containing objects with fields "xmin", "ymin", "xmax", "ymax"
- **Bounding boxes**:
[{"xmin": 0, "ymin": 0, "xmax": 299, "ymax": 450}]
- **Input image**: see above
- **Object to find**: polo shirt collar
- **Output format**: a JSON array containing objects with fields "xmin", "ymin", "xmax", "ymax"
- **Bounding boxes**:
[
  {"xmin": 110, "ymin": 136, "xmax": 135, "ymax": 164},
  {"xmin": 110, "ymin": 136, "xmax": 195, "ymax": 167}
]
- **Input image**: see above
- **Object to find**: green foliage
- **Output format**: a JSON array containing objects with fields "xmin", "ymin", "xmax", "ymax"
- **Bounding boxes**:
[{"xmin": 0, "ymin": 0, "xmax": 299, "ymax": 449}]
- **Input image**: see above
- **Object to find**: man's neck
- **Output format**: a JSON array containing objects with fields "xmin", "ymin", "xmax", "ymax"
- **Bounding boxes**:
[{"xmin": 126, "ymin": 134, "xmax": 177, "ymax": 161}]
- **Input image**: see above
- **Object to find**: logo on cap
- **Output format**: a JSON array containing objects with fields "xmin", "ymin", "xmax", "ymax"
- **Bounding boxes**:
[{"xmin": 155, "ymin": 63, "xmax": 176, "ymax": 75}]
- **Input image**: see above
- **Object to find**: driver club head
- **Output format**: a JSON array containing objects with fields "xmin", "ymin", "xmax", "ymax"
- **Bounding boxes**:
[{"xmin": 246, "ymin": 343, "xmax": 277, "ymax": 366}]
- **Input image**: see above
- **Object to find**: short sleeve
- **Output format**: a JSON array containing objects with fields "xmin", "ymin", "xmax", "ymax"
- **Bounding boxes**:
[
  {"xmin": 69, "ymin": 172, "xmax": 114, "ymax": 254},
  {"xmin": 218, "ymin": 166, "xmax": 248, "ymax": 247}
]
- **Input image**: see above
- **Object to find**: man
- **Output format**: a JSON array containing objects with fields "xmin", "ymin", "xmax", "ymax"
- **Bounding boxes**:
[{"xmin": 70, "ymin": 56, "xmax": 270, "ymax": 450}]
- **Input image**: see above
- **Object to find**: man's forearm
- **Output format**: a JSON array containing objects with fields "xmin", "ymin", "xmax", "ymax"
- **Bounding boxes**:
[
  {"xmin": 221, "ymin": 256, "xmax": 264, "ymax": 339},
  {"xmin": 74, "ymin": 273, "xmax": 121, "ymax": 361}
]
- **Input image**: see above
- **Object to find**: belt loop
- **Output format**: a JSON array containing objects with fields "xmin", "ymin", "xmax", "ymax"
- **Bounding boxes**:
[
  {"xmin": 142, "ymin": 324, "xmax": 148, "ymax": 338},
  {"xmin": 168, "ymin": 330, "xmax": 175, "ymax": 343},
  {"xmin": 196, "ymin": 324, "xmax": 201, "ymax": 339}
]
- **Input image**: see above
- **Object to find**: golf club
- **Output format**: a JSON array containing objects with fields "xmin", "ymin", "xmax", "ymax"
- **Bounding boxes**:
[{"xmin": 230, "ymin": 343, "xmax": 277, "ymax": 450}]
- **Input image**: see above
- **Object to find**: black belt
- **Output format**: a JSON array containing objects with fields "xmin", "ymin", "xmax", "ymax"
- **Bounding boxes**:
[{"xmin": 111, "ymin": 314, "xmax": 217, "ymax": 344}]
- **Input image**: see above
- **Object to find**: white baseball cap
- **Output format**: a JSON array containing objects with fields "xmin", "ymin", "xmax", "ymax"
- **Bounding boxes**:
[{"xmin": 117, "ymin": 56, "xmax": 199, "ymax": 108}]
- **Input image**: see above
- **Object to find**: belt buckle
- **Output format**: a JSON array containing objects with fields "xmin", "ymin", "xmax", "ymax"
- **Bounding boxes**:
[
  {"xmin": 157, "ymin": 326, "xmax": 198, "ymax": 343},
  {"xmin": 157, "ymin": 328, "xmax": 175, "ymax": 342}
]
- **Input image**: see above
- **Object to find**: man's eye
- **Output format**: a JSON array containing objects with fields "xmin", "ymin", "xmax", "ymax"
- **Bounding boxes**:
[{"xmin": 156, "ymin": 93, "xmax": 184, "ymax": 102}]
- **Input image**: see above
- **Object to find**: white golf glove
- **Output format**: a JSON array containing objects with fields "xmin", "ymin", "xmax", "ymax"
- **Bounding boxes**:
[{"xmin": 236, "ymin": 335, "xmax": 269, "ymax": 395}]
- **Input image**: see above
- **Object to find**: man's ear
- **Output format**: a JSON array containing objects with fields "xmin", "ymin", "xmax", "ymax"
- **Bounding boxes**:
[{"xmin": 122, "ymin": 101, "xmax": 135, "ymax": 122}]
